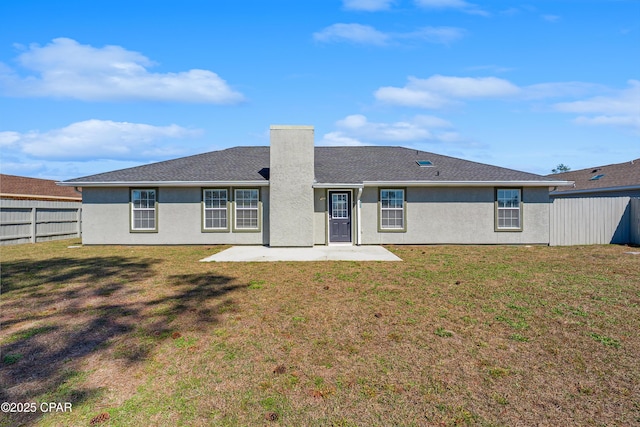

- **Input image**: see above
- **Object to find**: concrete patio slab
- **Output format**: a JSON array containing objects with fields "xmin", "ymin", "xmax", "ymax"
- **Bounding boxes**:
[{"xmin": 200, "ymin": 245, "xmax": 402, "ymax": 262}]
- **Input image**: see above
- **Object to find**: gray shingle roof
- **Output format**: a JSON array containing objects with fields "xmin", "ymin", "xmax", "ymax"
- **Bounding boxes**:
[
  {"xmin": 548, "ymin": 158, "xmax": 640, "ymax": 193},
  {"xmin": 314, "ymin": 147, "xmax": 548, "ymax": 183},
  {"xmin": 64, "ymin": 147, "xmax": 270, "ymax": 183},
  {"xmin": 62, "ymin": 146, "xmax": 557, "ymax": 184}
]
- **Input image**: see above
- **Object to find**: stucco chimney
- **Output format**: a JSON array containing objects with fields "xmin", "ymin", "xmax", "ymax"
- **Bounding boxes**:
[{"xmin": 268, "ymin": 125, "xmax": 315, "ymax": 247}]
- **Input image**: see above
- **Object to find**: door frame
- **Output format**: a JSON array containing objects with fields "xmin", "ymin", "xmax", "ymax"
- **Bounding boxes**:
[{"xmin": 327, "ymin": 189, "xmax": 354, "ymax": 245}]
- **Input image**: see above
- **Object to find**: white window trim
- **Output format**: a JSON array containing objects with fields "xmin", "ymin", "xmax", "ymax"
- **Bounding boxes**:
[
  {"xmin": 379, "ymin": 188, "xmax": 406, "ymax": 232},
  {"xmin": 131, "ymin": 188, "xmax": 157, "ymax": 232},
  {"xmin": 203, "ymin": 189, "xmax": 229, "ymax": 231},
  {"xmin": 496, "ymin": 188, "xmax": 522, "ymax": 231},
  {"xmin": 234, "ymin": 188, "xmax": 260, "ymax": 231}
]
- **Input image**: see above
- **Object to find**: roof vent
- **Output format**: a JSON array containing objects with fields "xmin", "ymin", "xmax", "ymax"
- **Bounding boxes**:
[
  {"xmin": 590, "ymin": 174, "xmax": 605, "ymax": 181},
  {"xmin": 591, "ymin": 168, "xmax": 600, "ymax": 173},
  {"xmin": 416, "ymin": 160, "xmax": 433, "ymax": 167}
]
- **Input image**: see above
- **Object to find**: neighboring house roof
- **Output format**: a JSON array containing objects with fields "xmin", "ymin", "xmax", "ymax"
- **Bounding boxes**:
[
  {"xmin": 60, "ymin": 146, "xmax": 567, "ymax": 187},
  {"xmin": 548, "ymin": 158, "xmax": 640, "ymax": 196},
  {"xmin": 1, "ymin": 174, "xmax": 82, "ymax": 201}
]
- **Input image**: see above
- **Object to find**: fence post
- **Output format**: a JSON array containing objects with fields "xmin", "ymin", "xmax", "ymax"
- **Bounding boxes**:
[
  {"xmin": 77, "ymin": 207, "xmax": 82, "ymax": 237},
  {"xmin": 31, "ymin": 206, "xmax": 37, "ymax": 243}
]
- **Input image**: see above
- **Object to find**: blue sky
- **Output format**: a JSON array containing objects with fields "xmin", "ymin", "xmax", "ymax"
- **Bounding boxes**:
[{"xmin": 1, "ymin": 0, "xmax": 638, "ymax": 180}]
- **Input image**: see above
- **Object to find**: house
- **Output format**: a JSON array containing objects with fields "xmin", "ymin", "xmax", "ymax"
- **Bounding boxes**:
[
  {"xmin": 58, "ymin": 125, "xmax": 571, "ymax": 246},
  {"xmin": 547, "ymin": 159, "xmax": 640, "ymax": 245},
  {"xmin": 548, "ymin": 159, "xmax": 640, "ymax": 198},
  {"xmin": 1, "ymin": 174, "xmax": 82, "ymax": 201},
  {"xmin": 1, "ymin": 174, "xmax": 82, "ymax": 245}
]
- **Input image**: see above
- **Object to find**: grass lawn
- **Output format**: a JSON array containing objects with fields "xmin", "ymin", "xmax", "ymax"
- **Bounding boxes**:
[{"xmin": 1, "ymin": 240, "xmax": 639, "ymax": 426}]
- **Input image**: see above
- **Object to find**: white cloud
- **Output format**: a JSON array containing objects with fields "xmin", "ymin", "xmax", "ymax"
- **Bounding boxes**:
[
  {"xmin": 415, "ymin": 0, "xmax": 469, "ymax": 7},
  {"xmin": 414, "ymin": 0, "xmax": 489, "ymax": 16},
  {"xmin": 375, "ymin": 75, "xmax": 520, "ymax": 108},
  {"xmin": 573, "ymin": 115, "xmax": 640, "ymax": 129},
  {"xmin": 343, "ymin": 0, "xmax": 395, "ymax": 11},
  {"xmin": 0, "ymin": 38, "xmax": 245, "ymax": 103},
  {"xmin": 418, "ymin": 75, "xmax": 520, "ymax": 98},
  {"xmin": 522, "ymin": 82, "xmax": 606, "ymax": 100},
  {"xmin": 319, "ymin": 114, "xmax": 455, "ymax": 146},
  {"xmin": 0, "ymin": 131, "xmax": 21, "ymax": 147},
  {"xmin": 554, "ymin": 80, "xmax": 640, "ymax": 115},
  {"xmin": 375, "ymin": 74, "xmax": 639, "ymax": 133},
  {"xmin": 554, "ymin": 80, "xmax": 640, "ymax": 132},
  {"xmin": 399, "ymin": 27, "xmax": 465, "ymax": 45},
  {"xmin": 375, "ymin": 86, "xmax": 451, "ymax": 108},
  {"xmin": 2, "ymin": 119, "xmax": 202, "ymax": 160},
  {"xmin": 313, "ymin": 24, "xmax": 389, "ymax": 45},
  {"xmin": 313, "ymin": 24, "xmax": 464, "ymax": 46},
  {"xmin": 0, "ymin": 160, "xmax": 47, "ymax": 176},
  {"xmin": 320, "ymin": 132, "xmax": 369, "ymax": 146},
  {"xmin": 337, "ymin": 114, "xmax": 433, "ymax": 141}
]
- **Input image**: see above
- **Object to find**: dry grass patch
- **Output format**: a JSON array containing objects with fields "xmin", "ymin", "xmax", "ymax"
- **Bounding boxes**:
[{"xmin": 1, "ymin": 241, "xmax": 639, "ymax": 426}]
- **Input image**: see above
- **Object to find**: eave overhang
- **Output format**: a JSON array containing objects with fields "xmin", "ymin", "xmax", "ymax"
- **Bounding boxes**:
[
  {"xmin": 0, "ymin": 192, "xmax": 82, "ymax": 201},
  {"xmin": 56, "ymin": 180, "xmax": 269, "ymax": 187},
  {"xmin": 58, "ymin": 179, "xmax": 574, "ymax": 189},
  {"xmin": 549, "ymin": 184, "xmax": 640, "ymax": 197},
  {"xmin": 361, "ymin": 180, "xmax": 574, "ymax": 187},
  {"xmin": 312, "ymin": 183, "xmax": 364, "ymax": 189}
]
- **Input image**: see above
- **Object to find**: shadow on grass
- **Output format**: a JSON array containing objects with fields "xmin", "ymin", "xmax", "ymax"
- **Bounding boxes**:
[{"xmin": 0, "ymin": 256, "xmax": 240, "ymax": 426}]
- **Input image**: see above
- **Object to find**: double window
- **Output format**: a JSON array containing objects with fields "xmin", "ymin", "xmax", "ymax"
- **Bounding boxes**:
[
  {"xmin": 380, "ymin": 189, "xmax": 406, "ymax": 231},
  {"xmin": 131, "ymin": 189, "xmax": 157, "ymax": 231},
  {"xmin": 202, "ymin": 188, "xmax": 260, "ymax": 232},
  {"xmin": 130, "ymin": 188, "xmax": 260, "ymax": 234},
  {"xmin": 496, "ymin": 188, "xmax": 522, "ymax": 231}
]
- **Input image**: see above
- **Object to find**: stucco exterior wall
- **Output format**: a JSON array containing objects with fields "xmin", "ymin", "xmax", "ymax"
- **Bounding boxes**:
[
  {"xmin": 313, "ymin": 188, "xmax": 327, "ymax": 245},
  {"xmin": 83, "ymin": 185, "xmax": 552, "ymax": 246},
  {"xmin": 360, "ymin": 186, "xmax": 550, "ymax": 245},
  {"xmin": 268, "ymin": 126, "xmax": 315, "ymax": 247},
  {"xmin": 82, "ymin": 187, "xmax": 269, "ymax": 245}
]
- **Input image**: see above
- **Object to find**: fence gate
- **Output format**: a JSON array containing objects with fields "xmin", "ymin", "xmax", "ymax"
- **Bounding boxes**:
[{"xmin": 549, "ymin": 196, "xmax": 633, "ymax": 246}]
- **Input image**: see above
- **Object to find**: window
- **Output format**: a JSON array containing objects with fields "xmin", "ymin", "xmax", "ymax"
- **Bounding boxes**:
[
  {"xmin": 235, "ymin": 189, "xmax": 259, "ymax": 230},
  {"xmin": 331, "ymin": 193, "xmax": 348, "ymax": 219},
  {"xmin": 380, "ymin": 189, "xmax": 405, "ymax": 230},
  {"xmin": 496, "ymin": 188, "xmax": 522, "ymax": 230},
  {"xmin": 203, "ymin": 189, "xmax": 228, "ymax": 230},
  {"xmin": 131, "ymin": 189, "xmax": 157, "ymax": 231}
]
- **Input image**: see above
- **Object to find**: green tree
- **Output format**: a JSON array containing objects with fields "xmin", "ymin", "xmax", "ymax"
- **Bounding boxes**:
[{"xmin": 551, "ymin": 163, "xmax": 571, "ymax": 173}]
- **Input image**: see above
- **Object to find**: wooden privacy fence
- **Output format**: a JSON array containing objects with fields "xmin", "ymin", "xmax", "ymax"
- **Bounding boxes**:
[
  {"xmin": 550, "ymin": 196, "xmax": 638, "ymax": 246},
  {"xmin": 0, "ymin": 199, "xmax": 82, "ymax": 245},
  {"xmin": 2, "ymin": 197, "xmax": 637, "ymax": 247}
]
